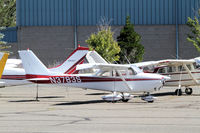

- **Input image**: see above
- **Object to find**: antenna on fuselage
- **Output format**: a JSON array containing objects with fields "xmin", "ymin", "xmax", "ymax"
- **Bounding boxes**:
[{"xmin": 124, "ymin": 54, "xmax": 131, "ymax": 64}]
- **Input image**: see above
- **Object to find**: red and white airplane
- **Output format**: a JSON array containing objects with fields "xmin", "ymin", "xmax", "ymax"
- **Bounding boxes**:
[
  {"xmin": 18, "ymin": 49, "xmax": 170, "ymax": 103},
  {"xmin": 1, "ymin": 46, "xmax": 89, "ymax": 86}
]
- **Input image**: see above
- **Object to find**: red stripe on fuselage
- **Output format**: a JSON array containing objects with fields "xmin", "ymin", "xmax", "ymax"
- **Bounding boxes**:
[
  {"xmin": 26, "ymin": 74, "xmax": 161, "ymax": 84},
  {"xmin": 2, "ymin": 75, "xmax": 26, "ymax": 80}
]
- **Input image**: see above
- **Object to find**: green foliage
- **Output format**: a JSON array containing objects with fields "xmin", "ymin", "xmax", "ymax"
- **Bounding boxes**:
[
  {"xmin": 0, "ymin": 0, "xmax": 16, "ymax": 27},
  {"xmin": 186, "ymin": 16, "xmax": 200, "ymax": 52},
  {"xmin": 86, "ymin": 27, "xmax": 120, "ymax": 62},
  {"xmin": 117, "ymin": 16, "xmax": 144, "ymax": 63},
  {"xmin": 0, "ymin": 27, "xmax": 7, "ymax": 51}
]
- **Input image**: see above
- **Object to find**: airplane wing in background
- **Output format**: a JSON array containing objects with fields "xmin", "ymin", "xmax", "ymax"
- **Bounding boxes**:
[{"xmin": 134, "ymin": 59, "xmax": 195, "ymax": 68}]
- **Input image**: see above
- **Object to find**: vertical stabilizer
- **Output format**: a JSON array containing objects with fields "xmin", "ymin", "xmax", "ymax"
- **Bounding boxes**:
[
  {"xmin": 0, "ymin": 52, "xmax": 9, "ymax": 79},
  {"xmin": 86, "ymin": 51, "xmax": 108, "ymax": 64},
  {"xmin": 19, "ymin": 50, "xmax": 49, "ymax": 75},
  {"xmin": 49, "ymin": 46, "xmax": 89, "ymax": 74}
]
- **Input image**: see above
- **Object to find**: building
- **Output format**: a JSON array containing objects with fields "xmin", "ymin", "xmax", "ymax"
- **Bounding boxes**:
[{"xmin": 4, "ymin": 0, "xmax": 200, "ymax": 65}]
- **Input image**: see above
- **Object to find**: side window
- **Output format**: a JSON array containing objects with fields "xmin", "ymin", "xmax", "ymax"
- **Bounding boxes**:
[
  {"xmin": 100, "ymin": 71, "xmax": 111, "ymax": 77},
  {"xmin": 167, "ymin": 66, "xmax": 176, "ymax": 73},
  {"xmin": 116, "ymin": 70, "xmax": 126, "ymax": 76},
  {"xmin": 178, "ymin": 65, "xmax": 186, "ymax": 71},
  {"xmin": 186, "ymin": 64, "xmax": 192, "ymax": 70},
  {"xmin": 158, "ymin": 68, "xmax": 166, "ymax": 74}
]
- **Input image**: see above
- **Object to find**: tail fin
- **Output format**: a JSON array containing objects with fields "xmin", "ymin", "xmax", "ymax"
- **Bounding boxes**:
[
  {"xmin": 49, "ymin": 46, "xmax": 89, "ymax": 74},
  {"xmin": 86, "ymin": 51, "xmax": 108, "ymax": 64},
  {"xmin": 0, "ymin": 52, "xmax": 9, "ymax": 79},
  {"xmin": 18, "ymin": 50, "xmax": 49, "ymax": 75}
]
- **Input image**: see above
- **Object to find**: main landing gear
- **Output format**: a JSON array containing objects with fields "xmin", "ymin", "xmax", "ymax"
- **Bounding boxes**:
[
  {"xmin": 141, "ymin": 92, "xmax": 155, "ymax": 103},
  {"xmin": 101, "ymin": 92, "xmax": 133, "ymax": 102},
  {"xmin": 175, "ymin": 89, "xmax": 182, "ymax": 96},
  {"xmin": 175, "ymin": 87, "xmax": 193, "ymax": 96}
]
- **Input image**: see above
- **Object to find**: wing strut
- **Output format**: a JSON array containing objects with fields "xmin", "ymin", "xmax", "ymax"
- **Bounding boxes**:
[
  {"xmin": 183, "ymin": 64, "xmax": 199, "ymax": 85},
  {"xmin": 115, "ymin": 70, "xmax": 133, "ymax": 91}
]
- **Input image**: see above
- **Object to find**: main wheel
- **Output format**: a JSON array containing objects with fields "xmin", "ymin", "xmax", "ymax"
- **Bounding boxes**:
[
  {"xmin": 148, "ymin": 100, "xmax": 154, "ymax": 103},
  {"xmin": 185, "ymin": 88, "xmax": 193, "ymax": 95},
  {"xmin": 122, "ymin": 99, "xmax": 129, "ymax": 102},
  {"xmin": 175, "ymin": 89, "xmax": 182, "ymax": 96}
]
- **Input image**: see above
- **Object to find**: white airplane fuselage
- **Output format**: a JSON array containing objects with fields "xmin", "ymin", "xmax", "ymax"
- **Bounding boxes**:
[
  {"xmin": 154, "ymin": 63, "xmax": 200, "ymax": 87},
  {"xmin": 27, "ymin": 72, "xmax": 165, "ymax": 93},
  {"xmin": 162, "ymin": 72, "xmax": 200, "ymax": 87},
  {"xmin": 1, "ymin": 67, "xmax": 30, "ymax": 86}
]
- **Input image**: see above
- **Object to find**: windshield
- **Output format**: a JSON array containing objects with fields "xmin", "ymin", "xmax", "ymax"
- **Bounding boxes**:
[{"xmin": 131, "ymin": 65, "xmax": 143, "ymax": 74}]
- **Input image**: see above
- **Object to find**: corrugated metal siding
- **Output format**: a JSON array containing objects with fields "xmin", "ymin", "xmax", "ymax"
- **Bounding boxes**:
[
  {"xmin": 0, "ymin": 27, "xmax": 17, "ymax": 43},
  {"xmin": 17, "ymin": 0, "xmax": 74, "ymax": 26},
  {"xmin": 16, "ymin": 0, "xmax": 200, "ymax": 26}
]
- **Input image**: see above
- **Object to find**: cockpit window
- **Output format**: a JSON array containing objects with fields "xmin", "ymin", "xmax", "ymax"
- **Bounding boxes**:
[
  {"xmin": 193, "ymin": 62, "xmax": 200, "ymax": 69},
  {"xmin": 158, "ymin": 68, "xmax": 166, "ymax": 73},
  {"xmin": 131, "ymin": 65, "xmax": 142, "ymax": 74},
  {"xmin": 128, "ymin": 68, "xmax": 136, "ymax": 75}
]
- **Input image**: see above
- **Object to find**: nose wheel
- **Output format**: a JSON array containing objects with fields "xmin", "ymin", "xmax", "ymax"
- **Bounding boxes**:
[{"xmin": 185, "ymin": 88, "xmax": 193, "ymax": 95}]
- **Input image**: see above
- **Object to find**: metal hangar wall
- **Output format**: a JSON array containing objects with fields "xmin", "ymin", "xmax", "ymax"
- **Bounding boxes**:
[{"xmin": 16, "ymin": 0, "xmax": 200, "ymax": 65}]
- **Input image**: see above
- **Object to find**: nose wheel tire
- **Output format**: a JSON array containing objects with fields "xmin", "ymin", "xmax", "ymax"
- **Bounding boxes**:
[
  {"xmin": 185, "ymin": 88, "xmax": 193, "ymax": 95},
  {"xmin": 175, "ymin": 89, "xmax": 182, "ymax": 96}
]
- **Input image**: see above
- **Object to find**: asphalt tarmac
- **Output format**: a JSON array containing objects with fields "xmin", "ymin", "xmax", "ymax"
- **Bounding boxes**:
[{"xmin": 0, "ymin": 84, "xmax": 200, "ymax": 133}]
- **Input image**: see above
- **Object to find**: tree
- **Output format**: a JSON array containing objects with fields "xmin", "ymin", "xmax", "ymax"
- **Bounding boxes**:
[
  {"xmin": 0, "ymin": 0, "xmax": 16, "ymax": 27},
  {"xmin": 0, "ymin": 27, "xmax": 10, "ymax": 51},
  {"xmin": 117, "ymin": 16, "xmax": 144, "ymax": 63},
  {"xmin": 86, "ymin": 26, "xmax": 120, "ymax": 63},
  {"xmin": 186, "ymin": 14, "xmax": 200, "ymax": 52}
]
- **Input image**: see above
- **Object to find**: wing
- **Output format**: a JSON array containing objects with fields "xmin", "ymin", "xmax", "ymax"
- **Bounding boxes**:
[
  {"xmin": 76, "ymin": 63, "xmax": 130, "ymax": 71},
  {"xmin": 6, "ymin": 59, "xmax": 22, "ymax": 68},
  {"xmin": 135, "ymin": 59, "xmax": 195, "ymax": 68}
]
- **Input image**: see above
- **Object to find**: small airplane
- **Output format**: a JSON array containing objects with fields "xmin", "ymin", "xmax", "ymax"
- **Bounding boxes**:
[
  {"xmin": 1, "ymin": 46, "xmax": 89, "ymax": 86},
  {"xmin": 135, "ymin": 57, "xmax": 200, "ymax": 96},
  {"xmin": 18, "ymin": 49, "xmax": 170, "ymax": 103},
  {"xmin": 0, "ymin": 52, "xmax": 9, "ymax": 87}
]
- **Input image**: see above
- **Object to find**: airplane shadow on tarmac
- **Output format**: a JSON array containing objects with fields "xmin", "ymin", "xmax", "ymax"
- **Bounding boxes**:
[
  {"xmin": 152, "ymin": 92, "xmax": 200, "ymax": 97},
  {"xmin": 8, "ymin": 96, "xmax": 64, "ymax": 102},
  {"xmin": 152, "ymin": 92, "xmax": 175, "ymax": 97},
  {"xmin": 85, "ymin": 92, "xmax": 109, "ymax": 95},
  {"xmin": 53, "ymin": 100, "xmax": 105, "ymax": 106}
]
